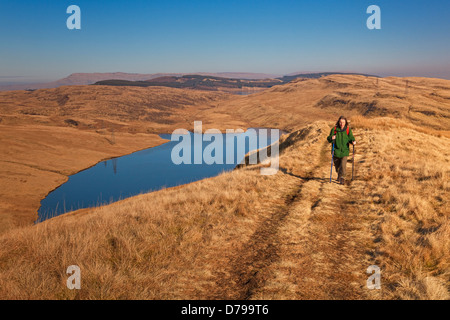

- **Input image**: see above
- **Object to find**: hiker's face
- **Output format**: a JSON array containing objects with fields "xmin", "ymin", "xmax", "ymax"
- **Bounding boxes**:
[{"xmin": 339, "ymin": 119, "xmax": 346, "ymax": 128}]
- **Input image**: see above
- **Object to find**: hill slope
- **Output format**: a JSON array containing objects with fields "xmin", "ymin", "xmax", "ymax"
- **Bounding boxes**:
[
  {"xmin": 94, "ymin": 74, "xmax": 283, "ymax": 93},
  {"xmin": 0, "ymin": 117, "xmax": 448, "ymax": 299},
  {"xmin": 0, "ymin": 74, "xmax": 448, "ymax": 299},
  {"xmin": 0, "ymin": 72, "xmax": 281, "ymax": 92},
  {"xmin": 195, "ymin": 74, "xmax": 450, "ymax": 132},
  {"xmin": 0, "ymin": 86, "xmax": 237, "ymax": 232}
]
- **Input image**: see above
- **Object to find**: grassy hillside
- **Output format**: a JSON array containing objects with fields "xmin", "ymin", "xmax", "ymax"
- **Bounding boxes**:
[
  {"xmin": 195, "ymin": 74, "xmax": 450, "ymax": 133},
  {"xmin": 0, "ymin": 86, "xmax": 239, "ymax": 232},
  {"xmin": 277, "ymin": 72, "xmax": 378, "ymax": 82},
  {"xmin": 94, "ymin": 74, "xmax": 283, "ymax": 93},
  {"xmin": 0, "ymin": 116, "xmax": 448, "ymax": 299},
  {"xmin": 0, "ymin": 75, "xmax": 448, "ymax": 299},
  {"xmin": 0, "ymin": 84, "xmax": 234, "ymax": 133}
]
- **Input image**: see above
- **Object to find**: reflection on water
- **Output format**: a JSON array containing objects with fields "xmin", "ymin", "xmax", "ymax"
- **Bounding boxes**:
[
  {"xmin": 104, "ymin": 158, "xmax": 118, "ymax": 174},
  {"xmin": 37, "ymin": 128, "xmax": 280, "ymax": 222}
]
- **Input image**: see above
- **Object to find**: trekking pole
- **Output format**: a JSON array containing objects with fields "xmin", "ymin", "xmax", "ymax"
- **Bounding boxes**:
[
  {"xmin": 330, "ymin": 143, "xmax": 335, "ymax": 183},
  {"xmin": 352, "ymin": 144, "xmax": 355, "ymax": 180}
]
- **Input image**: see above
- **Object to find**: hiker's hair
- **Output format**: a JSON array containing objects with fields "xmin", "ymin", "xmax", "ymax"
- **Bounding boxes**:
[{"xmin": 336, "ymin": 116, "xmax": 348, "ymax": 127}]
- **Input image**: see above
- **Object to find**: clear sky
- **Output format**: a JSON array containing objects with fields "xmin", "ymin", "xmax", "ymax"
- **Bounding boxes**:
[{"xmin": 1, "ymin": 0, "xmax": 449, "ymax": 83}]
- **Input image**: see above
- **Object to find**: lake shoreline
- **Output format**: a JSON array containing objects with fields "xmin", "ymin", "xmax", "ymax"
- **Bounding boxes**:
[
  {"xmin": 36, "ymin": 128, "xmax": 283, "ymax": 222},
  {"xmin": 34, "ymin": 135, "xmax": 170, "ymax": 224}
]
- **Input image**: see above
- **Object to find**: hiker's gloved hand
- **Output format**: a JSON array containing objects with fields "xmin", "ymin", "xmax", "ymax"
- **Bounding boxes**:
[
  {"xmin": 352, "ymin": 141, "xmax": 356, "ymax": 145},
  {"xmin": 332, "ymin": 135, "xmax": 336, "ymax": 140}
]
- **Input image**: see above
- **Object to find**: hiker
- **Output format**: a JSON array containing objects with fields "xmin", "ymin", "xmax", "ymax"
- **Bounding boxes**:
[{"xmin": 327, "ymin": 116, "xmax": 356, "ymax": 185}]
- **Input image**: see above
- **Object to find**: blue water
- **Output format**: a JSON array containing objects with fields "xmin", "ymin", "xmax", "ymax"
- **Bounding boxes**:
[{"xmin": 37, "ymin": 128, "xmax": 279, "ymax": 222}]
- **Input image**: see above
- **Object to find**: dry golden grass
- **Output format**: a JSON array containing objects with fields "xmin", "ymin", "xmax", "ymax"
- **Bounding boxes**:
[
  {"xmin": 0, "ymin": 116, "xmax": 447, "ymax": 299},
  {"xmin": 0, "ymin": 124, "xmax": 165, "ymax": 233},
  {"xmin": 1, "ymin": 75, "xmax": 448, "ymax": 232},
  {"xmin": 0, "ymin": 75, "xmax": 449, "ymax": 299},
  {"xmin": 0, "ymin": 85, "xmax": 234, "ymax": 133},
  {"xmin": 0, "ymin": 164, "xmax": 293, "ymax": 299},
  {"xmin": 0, "ymin": 86, "xmax": 240, "ymax": 232},
  {"xmin": 196, "ymin": 74, "xmax": 450, "ymax": 132},
  {"xmin": 348, "ymin": 116, "xmax": 450, "ymax": 299}
]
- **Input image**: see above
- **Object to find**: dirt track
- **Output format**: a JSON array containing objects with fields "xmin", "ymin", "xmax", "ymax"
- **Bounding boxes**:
[{"xmin": 210, "ymin": 131, "xmax": 378, "ymax": 300}]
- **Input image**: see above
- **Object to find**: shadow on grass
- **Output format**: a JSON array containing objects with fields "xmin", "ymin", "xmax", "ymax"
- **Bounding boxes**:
[{"xmin": 279, "ymin": 167, "xmax": 354, "ymax": 185}]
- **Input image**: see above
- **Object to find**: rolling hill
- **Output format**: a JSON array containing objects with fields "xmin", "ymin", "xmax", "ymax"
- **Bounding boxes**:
[
  {"xmin": 194, "ymin": 74, "xmax": 450, "ymax": 132},
  {"xmin": 93, "ymin": 74, "xmax": 283, "ymax": 93},
  {"xmin": 0, "ymin": 72, "xmax": 281, "ymax": 92},
  {"xmin": 0, "ymin": 74, "xmax": 448, "ymax": 299}
]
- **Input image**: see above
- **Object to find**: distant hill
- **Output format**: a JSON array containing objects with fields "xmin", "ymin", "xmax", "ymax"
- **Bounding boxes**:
[
  {"xmin": 93, "ymin": 72, "xmax": 380, "ymax": 92},
  {"xmin": 0, "ymin": 72, "xmax": 280, "ymax": 92},
  {"xmin": 277, "ymin": 72, "xmax": 379, "ymax": 83},
  {"xmin": 0, "ymin": 72, "xmax": 168, "ymax": 91},
  {"xmin": 0, "ymin": 71, "xmax": 378, "ymax": 92},
  {"xmin": 94, "ymin": 74, "xmax": 283, "ymax": 91}
]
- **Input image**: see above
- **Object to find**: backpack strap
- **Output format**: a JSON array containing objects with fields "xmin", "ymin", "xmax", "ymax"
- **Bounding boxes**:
[{"xmin": 335, "ymin": 126, "xmax": 350, "ymax": 135}]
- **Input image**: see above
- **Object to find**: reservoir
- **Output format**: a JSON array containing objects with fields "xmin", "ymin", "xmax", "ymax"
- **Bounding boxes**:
[{"xmin": 37, "ymin": 128, "xmax": 280, "ymax": 222}]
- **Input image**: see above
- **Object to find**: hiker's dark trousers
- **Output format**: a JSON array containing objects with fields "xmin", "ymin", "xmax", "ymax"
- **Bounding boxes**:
[{"xmin": 333, "ymin": 156, "xmax": 348, "ymax": 180}]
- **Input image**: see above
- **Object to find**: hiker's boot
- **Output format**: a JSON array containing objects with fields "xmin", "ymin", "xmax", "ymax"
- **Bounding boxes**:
[{"xmin": 340, "ymin": 178, "xmax": 345, "ymax": 185}]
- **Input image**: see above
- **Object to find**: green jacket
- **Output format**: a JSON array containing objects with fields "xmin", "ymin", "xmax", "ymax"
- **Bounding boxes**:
[{"xmin": 327, "ymin": 125, "xmax": 355, "ymax": 158}]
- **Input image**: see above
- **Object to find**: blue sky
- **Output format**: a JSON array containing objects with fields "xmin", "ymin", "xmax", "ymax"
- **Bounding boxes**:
[{"xmin": 1, "ymin": 0, "xmax": 449, "ymax": 82}]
